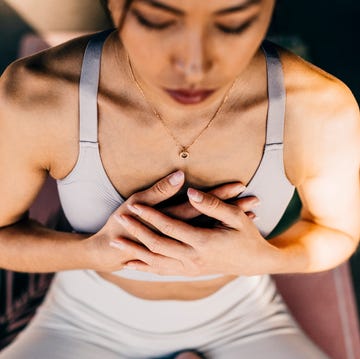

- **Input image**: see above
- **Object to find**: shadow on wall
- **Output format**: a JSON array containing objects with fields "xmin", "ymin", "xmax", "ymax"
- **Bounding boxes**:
[
  {"xmin": 0, "ymin": 0, "xmax": 111, "ymax": 74},
  {"xmin": 2, "ymin": 0, "xmax": 360, "ymax": 103},
  {"xmin": 0, "ymin": 1, "xmax": 34, "ymax": 73}
]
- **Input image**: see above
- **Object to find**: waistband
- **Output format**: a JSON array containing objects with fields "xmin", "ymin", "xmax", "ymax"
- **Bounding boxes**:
[{"xmin": 44, "ymin": 270, "xmax": 278, "ymax": 334}]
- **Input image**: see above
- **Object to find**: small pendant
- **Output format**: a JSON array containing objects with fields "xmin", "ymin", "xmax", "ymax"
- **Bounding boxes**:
[{"xmin": 179, "ymin": 149, "xmax": 189, "ymax": 159}]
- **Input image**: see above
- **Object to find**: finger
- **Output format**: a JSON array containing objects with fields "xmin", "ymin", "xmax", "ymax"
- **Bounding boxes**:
[
  {"xmin": 109, "ymin": 236, "xmax": 167, "ymax": 265},
  {"xmin": 130, "ymin": 170, "xmax": 185, "ymax": 207},
  {"xmin": 124, "ymin": 257, "xmax": 182, "ymax": 276},
  {"xmin": 126, "ymin": 203, "xmax": 207, "ymax": 246},
  {"xmin": 111, "ymin": 238, "xmax": 184, "ymax": 276},
  {"xmin": 246, "ymin": 211, "xmax": 256, "ymax": 219},
  {"xmin": 161, "ymin": 201, "xmax": 199, "ymax": 220},
  {"xmin": 187, "ymin": 188, "xmax": 248, "ymax": 229},
  {"xmin": 114, "ymin": 214, "xmax": 190, "ymax": 259},
  {"xmin": 214, "ymin": 212, "xmax": 255, "ymax": 229},
  {"xmin": 163, "ymin": 182, "xmax": 246, "ymax": 220},
  {"xmin": 124, "ymin": 260, "xmax": 152, "ymax": 272},
  {"xmin": 113, "ymin": 170, "xmax": 185, "ymax": 227},
  {"xmin": 232, "ymin": 196, "xmax": 260, "ymax": 212},
  {"xmin": 209, "ymin": 182, "xmax": 246, "ymax": 199}
]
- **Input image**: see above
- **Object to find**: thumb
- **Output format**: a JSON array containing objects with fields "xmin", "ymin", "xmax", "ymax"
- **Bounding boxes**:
[
  {"xmin": 131, "ymin": 170, "xmax": 185, "ymax": 206},
  {"xmin": 187, "ymin": 187, "xmax": 244, "ymax": 229}
]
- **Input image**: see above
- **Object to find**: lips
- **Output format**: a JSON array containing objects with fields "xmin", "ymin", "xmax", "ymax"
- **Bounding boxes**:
[{"xmin": 165, "ymin": 89, "xmax": 216, "ymax": 105}]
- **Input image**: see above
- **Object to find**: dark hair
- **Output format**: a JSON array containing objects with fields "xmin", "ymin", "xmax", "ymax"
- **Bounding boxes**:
[{"xmin": 99, "ymin": 0, "xmax": 134, "ymax": 30}]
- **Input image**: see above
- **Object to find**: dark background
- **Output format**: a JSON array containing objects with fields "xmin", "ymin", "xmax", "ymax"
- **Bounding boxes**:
[{"xmin": 1, "ymin": 0, "xmax": 359, "ymax": 103}]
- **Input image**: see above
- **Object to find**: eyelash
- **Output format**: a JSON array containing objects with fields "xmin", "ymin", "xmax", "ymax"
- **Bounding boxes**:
[
  {"xmin": 132, "ymin": 10, "xmax": 175, "ymax": 30},
  {"xmin": 216, "ymin": 20, "xmax": 254, "ymax": 35},
  {"xmin": 132, "ymin": 11, "xmax": 254, "ymax": 36}
]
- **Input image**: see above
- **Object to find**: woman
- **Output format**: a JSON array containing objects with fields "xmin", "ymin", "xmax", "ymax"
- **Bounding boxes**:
[{"xmin": 0, "ymin": 0, "xmax": 359, "ymax": 358}]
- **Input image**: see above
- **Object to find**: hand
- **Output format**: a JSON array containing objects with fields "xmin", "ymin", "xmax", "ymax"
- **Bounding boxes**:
[
  {"xmin": 83, "ymin": 169, "xmax": 257, "ymax": 273},
  {"xmin": 112, "ymin": 188, "xmax": 281, "ymax": 277},
  {"xmin": 83, "ymin": 170, "xmax": 187, "ymax": 272},
  {"xmin": 159, "ymin": 182, "xmax": 257, "ymax": 223}
]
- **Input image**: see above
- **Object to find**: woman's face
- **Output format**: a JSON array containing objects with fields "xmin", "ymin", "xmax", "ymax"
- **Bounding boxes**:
[{"xmin": 109, "ymin": 0, "xmax": 275, "ymax": 107}]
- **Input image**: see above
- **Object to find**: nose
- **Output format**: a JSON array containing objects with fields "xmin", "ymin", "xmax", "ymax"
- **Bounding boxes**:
[{"xmin": 172, "ymin": 31, "xmax": 212, "ymax": 84}]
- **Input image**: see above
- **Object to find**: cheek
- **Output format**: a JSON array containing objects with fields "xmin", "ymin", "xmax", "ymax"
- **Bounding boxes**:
[
  {"xmin": 211, "ymin": 37, "xmax": 259, "ymax": 77},
  {"xmin": 121, "ymin": 26, "xmax": 169, "ymax": 83},
  {"xmin": 213, "ymin": 14, "xmax": 273, "ymax": 75}
]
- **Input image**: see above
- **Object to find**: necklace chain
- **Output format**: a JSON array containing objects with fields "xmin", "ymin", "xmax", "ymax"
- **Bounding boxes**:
[{"xmin": 127, "ymin": 53, "xmax": 237, "ymax": 159}]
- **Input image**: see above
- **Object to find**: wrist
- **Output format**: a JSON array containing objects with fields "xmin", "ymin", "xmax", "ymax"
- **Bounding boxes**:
[
  {"xmin": 266, "ymin": 240, "xmax": 309, "ymax": 274},
  {"xmin": 79, "ymin": 234, "xmax": 98, "ymax": 270}
]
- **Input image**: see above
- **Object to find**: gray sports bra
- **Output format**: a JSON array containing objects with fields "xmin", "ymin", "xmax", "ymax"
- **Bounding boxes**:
[{"xmin": 56, "ymin": 29, "xmax": 295, "ymax": 282}]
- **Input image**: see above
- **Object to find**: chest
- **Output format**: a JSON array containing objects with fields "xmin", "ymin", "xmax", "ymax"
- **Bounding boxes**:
[
  {"xmin": 52, "ymin": 78, "xmax": 296, "ymax": 238},
  {"xmin": 53, "ymin": 103, "xmax": 270, "ymax": 201}
]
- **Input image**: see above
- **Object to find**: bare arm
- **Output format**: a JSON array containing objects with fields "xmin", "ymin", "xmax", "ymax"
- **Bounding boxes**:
[
  {"xmin": 110, "ymin": 79, "xmax": 360, "ymax": 277},
  {"xmin": 268, "ymin": 82, "xmax": 360, "ymax": 273},
  {"xmin": 0, "ymin": 62, "xmax": 91, "ymax": 272},
  {"xmin": 0, "ymin": 219, "xmax": 90, "ymax": 273},
  {"xmin": 0, "ymin": 58, "xmax": 249, "ymax": 274}
]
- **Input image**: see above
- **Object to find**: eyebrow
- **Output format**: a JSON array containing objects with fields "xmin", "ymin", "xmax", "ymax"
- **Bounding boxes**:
[
  {"xmin": 137, "ymin": 0, "xmax": 261, "ymax": 16},
  {"xmin": 215, "ymin": 0, "xmax": 262, "ymax": 15}
]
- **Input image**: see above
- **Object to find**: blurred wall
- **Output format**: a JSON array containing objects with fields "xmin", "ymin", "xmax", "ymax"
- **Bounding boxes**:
[
  {"xmin": 0, "ymin": 0, "xmax": 110, "ymax": 72},
  {"xmin": 1, "ymin": 0, "xmax": 359, "ymax": 102},
  {"xmin": 3, "ymin": 0, "xmax": 108, "ymax": 31}
]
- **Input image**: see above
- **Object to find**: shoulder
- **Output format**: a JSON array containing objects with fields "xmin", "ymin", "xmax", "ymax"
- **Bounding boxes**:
[
  {"xmin": 0, "ymin": 32, "xmax": 96, "ymax": 170},
  {"xmin": 273, "ymin": 43, "xmax": 359, "ymax": 183},
  {"xmin": 0, "ymin": 32, "xmax": 94, "ymax": 112},
  {"xmin": 277, "ymin": 42, "xmax": 358, "ymax": 121}
]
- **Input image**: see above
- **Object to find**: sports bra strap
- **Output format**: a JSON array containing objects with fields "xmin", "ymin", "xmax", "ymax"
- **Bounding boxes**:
[
  {"xmin": 79, "ymin": 32, "xmax": 286, "ymax": 148},
  {"xmin": 261, "ymin": 40, "xmax": 286, "ymax": 146},
  {"xmin": 79, "ymin": 29, "xmax": 114, "ymax": 143}
]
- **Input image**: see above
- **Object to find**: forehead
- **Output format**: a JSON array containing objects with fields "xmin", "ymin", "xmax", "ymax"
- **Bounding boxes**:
[{"xmin": 134, "ymin": 0, "xmax": 262, "ymax": 14}]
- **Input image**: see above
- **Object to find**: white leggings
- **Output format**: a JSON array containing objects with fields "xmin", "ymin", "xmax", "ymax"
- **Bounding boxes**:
[{"xmin": 0, "ymin": 270, "xmax": 330, "ymax": 359}]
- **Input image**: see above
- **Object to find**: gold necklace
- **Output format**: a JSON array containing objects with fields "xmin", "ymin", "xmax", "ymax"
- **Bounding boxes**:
[{"xmin": 127, "ymin": 53, "xmax": 238, "ymax": 159}]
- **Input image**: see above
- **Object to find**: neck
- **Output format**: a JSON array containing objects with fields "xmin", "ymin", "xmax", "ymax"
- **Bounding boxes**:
[
  {"xmin": 133, "ymin": 74, "xmax": 237, "ymax": 130},
  {"xmin": 106, "ymin": 31, "xmax": 262, "ymax": 130}
]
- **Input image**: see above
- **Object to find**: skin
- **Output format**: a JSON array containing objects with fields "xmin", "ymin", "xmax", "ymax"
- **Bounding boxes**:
[
  {"xmin": 0, "ymin": 0, "xmax": 360, "ymax": 309},
  {"xmin": 110, "ymin": 0, "xmax": 275, "ymax": 124},
  {"xmin": 1, "ymin": 1, "xmax": 359, "ymax": 357},
  {"xmin": 95, "ymin": 0, "xmax": 360, "ymax": 290}
]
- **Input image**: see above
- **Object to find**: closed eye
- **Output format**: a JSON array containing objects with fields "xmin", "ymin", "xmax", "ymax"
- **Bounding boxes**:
[
  {"xmin": 216, "ymin": 18, "xmax": 256, "ymax": 35},
  {"xmin": 132, "ymin": 8, "xmax": 257, "ymax": 35},
  {"xmin": 132, "ymin": 9, "xmax": 175, "ymax": 30}
]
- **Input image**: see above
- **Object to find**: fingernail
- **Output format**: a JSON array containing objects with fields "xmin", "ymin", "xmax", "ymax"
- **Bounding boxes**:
[
  {"xmin": 187, "ymin": 188, "xmax": 203, "ymax": 203},
  {"xmin": 127, "ymin": 204, "xmax": 142, "ymax": 215},
  {"xmin": 168, "ymin": 170, "xmax": 184, "ymax": 186},
  {"xmin": 123, "ymin": 264, "xmax": 136, "ymax": 270},
  {"xmin": 114, "ymin": 214, "xmax": 129, "ymax": 226},
  {"xmin": 252, "ymin": 200, "xmax": 261, "ymax": 207},
  {"xmin": 253, "ymin": 216, "xmax": 260, "ymax": 222},
  {"xmin": 109, "ymin": 240, "xmax": 126, "ymax": 250},
  {"xmin": 235, "ymin": 184, "xmax": 246, "ymax": 194}
]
